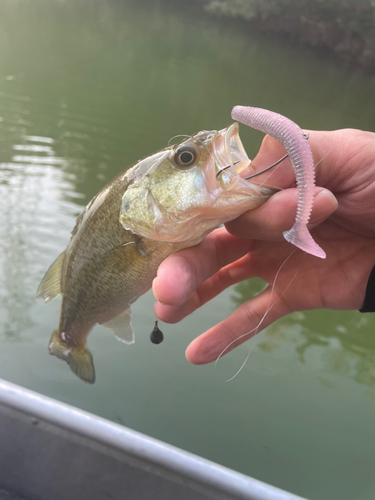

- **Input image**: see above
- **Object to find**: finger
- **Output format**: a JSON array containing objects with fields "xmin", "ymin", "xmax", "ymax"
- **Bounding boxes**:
[
  {"xmin": 240, "ymin": 134, "xmax": 295, "ymax": 188},
  {"xmin": 185, "ymin": 285, "xmax": 291, "ymax": 364},
  {"xmin": 241, "ymin": 130, "xmax": 346, "ymax": 191},
  {"xmin": 226, "ymin": 186, "xmax": 337, "ymax": 241},
  {"xmin": 154, "ymin": 251, "xmax": 258, "ymax": 323},
  {"xmin": 152, "ymin": 228, "xmax": 252, "ymax": 306},
  {"xmin": 301, "ymin": 129, "xmax": 373, "ymax": 190}
]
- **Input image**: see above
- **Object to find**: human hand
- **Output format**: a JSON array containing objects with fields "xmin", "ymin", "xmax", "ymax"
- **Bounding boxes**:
[{"xmin": 153, "ymin": 129, "xmax": 375, "ymax": 364}]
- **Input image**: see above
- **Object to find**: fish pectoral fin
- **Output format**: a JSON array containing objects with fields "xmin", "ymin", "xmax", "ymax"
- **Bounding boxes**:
[
  {"xmin": 49, "ymin": 330, "xmax": 95, "ymax": 384},
  {"xmin": 37, "ymin": 251, "xmax": 65, "ymax": 303},
  {"xmin": 103, "ymin": 307, "xmax": 135, "ymax": 345}
]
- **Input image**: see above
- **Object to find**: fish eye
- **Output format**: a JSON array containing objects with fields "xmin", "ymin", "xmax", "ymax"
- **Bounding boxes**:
[{"xmin": 174, "ymin": 145, "xmax": 197, "ymax": 168}]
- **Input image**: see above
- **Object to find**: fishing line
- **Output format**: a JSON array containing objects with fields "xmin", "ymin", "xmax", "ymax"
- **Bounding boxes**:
[
  {"xmin": 168, "ymin": 134, "xmax": 191, "ymax": 145},
  {"xmin": 244, "ymin": 154, "xmax": 288, "ymax": 180},
  {"xmin": 195, "ymin": 137, "xmax": 215, "ymax": 163},
  {"xmin": 256, "ymin": 150, "xmax": 330, "ymax": 191},
  {"xmin": 215, "ymin": 135, "xmax": 306, "ymax": 180},
  {"xmin": 246, "ymin": 134, "xmax": 310, "ymax": 186},
  {"xmin": 216, "ymin": 134, "xmax": 330, "ymax": 379},
  {"xmin": 215, "ymin": 248, "xmax": 297, "ymax": 366},
  {"xmin": 224, "ymin": 348, "xmax": 253, "ymax": 383},
  {"xmin": 215, "ymin": 161, "xmax": 240, "ymax": 179},
  {"xmin": 256, "ymin": 159, "xmax": 288, "ymax": 189},
  {"xmin": 215, "ymin": 249, "xmax": 304, "ymax": 381},
  {"xmin": 313, "ymin": 150, "xmax": 330, "ymax": 171},
  {"xmin": 168, "ymin": 133, "xmax": 216, "ymax": 165},
  {"xmin": 229, "ymin": 162, "xmax": 330, "ymax": 380},
  {"xmin": 216, "ymin": 151, "xmax": 288, "ymax": 184},
  {"xmin": 225, "ymin": 250, "xmax": 304, "ymax": 382}
]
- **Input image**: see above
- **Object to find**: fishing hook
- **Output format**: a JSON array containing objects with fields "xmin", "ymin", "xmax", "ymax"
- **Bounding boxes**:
[
  {"xmin": 215, "ymin": 160, "xmax": 240, "ymax": 179},
  {"xmin": 216, "ymin": 133, "xmax": 310, "ymax": 181}
]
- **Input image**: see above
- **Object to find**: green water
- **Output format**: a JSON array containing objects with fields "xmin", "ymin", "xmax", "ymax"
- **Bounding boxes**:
[{"xmin": 1, "ymin": 1, "xmax": 375, "ymax": 498}]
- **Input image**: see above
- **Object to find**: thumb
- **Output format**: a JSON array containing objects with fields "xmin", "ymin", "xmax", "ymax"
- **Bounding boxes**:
[{"xmin": 239, "ymin": 129, "xmax": 337, "ymax": 190}]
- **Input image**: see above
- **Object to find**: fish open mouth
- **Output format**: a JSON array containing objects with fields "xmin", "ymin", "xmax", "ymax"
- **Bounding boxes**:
[
  {"xmin": 211, "ymin": 123, "xmax": 251, "ymax": 192},
  {"xmin": 223, "ymin": 122, "xmax": 252, "ymax": 174},
  {"xmin": 120, "ymin": 123, "xmax": 276, "ymax": 245}
]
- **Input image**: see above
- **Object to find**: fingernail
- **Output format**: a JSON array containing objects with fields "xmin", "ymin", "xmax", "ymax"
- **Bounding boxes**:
[
  {"xmin": 314, "ymin": 189, "xmax": 338, "ymax": 209},
  {"xmin": 152, "ymin": 280, "xmax": 166, "ymax": 305},
  {"xmin": 186, "ymin": 339, "xmax": 222, "ymax": 365},
  {"xmin": 309, "ymin": 189, "xmax": 338, "ymax": 226}
]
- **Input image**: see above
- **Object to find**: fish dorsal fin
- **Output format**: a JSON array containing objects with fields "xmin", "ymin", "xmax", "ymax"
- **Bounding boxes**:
[
  {"xmin": 103, "ymin": 307, "xmax": 135, "ymax": 345},
  {"xmin": 36, "ymin": 251, "xmax": 65, "ymax": 303}
]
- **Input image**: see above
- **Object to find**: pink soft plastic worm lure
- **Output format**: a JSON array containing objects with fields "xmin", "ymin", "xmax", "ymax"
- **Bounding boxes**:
[{"xmin": 231, "ymin": 105, "xmax": 326, "ymax": 259}]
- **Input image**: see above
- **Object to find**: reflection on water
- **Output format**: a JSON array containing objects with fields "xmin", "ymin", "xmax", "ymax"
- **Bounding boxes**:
[
  {"xmin": 0, "ymin": 83, "xmax": 87, "ymax": 342},
  {"xmin": 232, "ymin": 280, "xmax": 375, "ymax": 388},
  {"xmin": 0, "ymin": 138, "xmax": 79, "ymax": 339},
  {"xmin": 1, "ymin": 1, "xmax": 375, "ymax": 499}
]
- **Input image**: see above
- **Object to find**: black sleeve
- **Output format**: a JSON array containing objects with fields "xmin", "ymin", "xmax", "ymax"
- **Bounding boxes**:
[{"xmin": 359, "ymin": 265, "xmax": 375, "ymax": 312}]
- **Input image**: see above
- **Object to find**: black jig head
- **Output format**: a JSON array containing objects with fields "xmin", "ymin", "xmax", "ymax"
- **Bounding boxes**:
[{"xmin": 150, "ymin": 320, "xmax": 164, "ymax": 344}]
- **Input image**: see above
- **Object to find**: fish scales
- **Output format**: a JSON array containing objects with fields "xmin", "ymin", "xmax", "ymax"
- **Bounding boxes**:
[{"xmin": 38, "ymin": 124, "xmax": 275, "ymax": 383}]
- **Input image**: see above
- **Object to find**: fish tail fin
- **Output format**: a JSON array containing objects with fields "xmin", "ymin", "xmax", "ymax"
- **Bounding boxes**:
[
  {"xmin": 49, "ymin": 330, "xmax": 95, "ymax": 384},
  {"xmin": 283, "ymin": 224, "xmax": 326, "ymax": 259}
]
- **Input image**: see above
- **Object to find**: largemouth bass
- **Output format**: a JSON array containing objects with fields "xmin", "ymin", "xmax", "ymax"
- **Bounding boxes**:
[{"xmin": 37, "ymin": 123, "xmax": 274, "ymax": 383}]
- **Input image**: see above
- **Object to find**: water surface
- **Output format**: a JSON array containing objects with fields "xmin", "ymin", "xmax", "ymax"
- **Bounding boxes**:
[{"xmin": 1, "ymin": 1, "xmax": 375, "ymax": 499}]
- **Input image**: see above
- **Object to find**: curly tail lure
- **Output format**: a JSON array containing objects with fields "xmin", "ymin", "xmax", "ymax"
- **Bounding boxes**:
[{"xmin": 231, "ymin": 106, "xmax": 326, "ymax": 259}]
